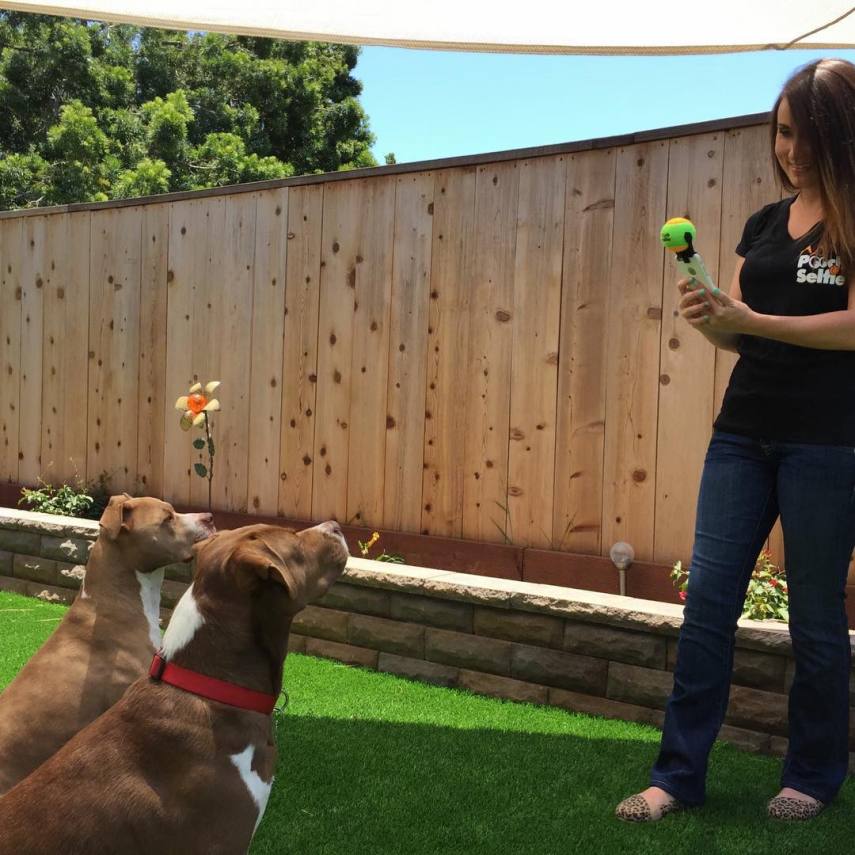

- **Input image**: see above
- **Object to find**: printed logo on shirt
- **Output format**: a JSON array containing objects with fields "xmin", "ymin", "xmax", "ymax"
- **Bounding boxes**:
[{"xmin": 796, "ymin": 244, "xmax": 846, "ymax": 286}]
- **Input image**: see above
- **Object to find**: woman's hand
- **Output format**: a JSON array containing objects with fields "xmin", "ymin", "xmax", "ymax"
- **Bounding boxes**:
[{"xmin": 677, "ymin": 278, "xmax": 757, "ymax": 335}]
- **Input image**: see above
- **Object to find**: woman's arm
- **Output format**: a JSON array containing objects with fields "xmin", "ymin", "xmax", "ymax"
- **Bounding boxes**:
[
  {"xmin": 690, "ymin": 258, "xmax": 855, "ymax": 352},
  {"xmin": 743, "ymin": 302, "xmax": 855, "ymax": 350}
]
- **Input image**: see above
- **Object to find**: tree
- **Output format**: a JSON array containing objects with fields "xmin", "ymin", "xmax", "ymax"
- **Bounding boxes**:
[{"xmin": 0, "ymin": 13, "xmax": 377, "ymax": 209}]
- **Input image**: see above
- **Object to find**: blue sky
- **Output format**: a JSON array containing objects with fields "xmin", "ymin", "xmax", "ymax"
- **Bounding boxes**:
[{"xmin": 355, "ymin": 48, "xmax": 855, "ymax": 165}]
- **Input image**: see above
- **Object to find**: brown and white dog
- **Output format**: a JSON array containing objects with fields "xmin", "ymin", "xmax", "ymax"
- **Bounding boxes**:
[
  {"xmin": 0, "ymin": 521, "xmax": 348, "ymax": 854},
  {"xmin": 0, "ymin": 494, "xmax": 214, "ymax": 795}
]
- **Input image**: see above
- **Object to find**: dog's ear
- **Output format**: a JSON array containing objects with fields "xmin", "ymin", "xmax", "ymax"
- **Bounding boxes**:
[
  {"xmin": 99, "ymin": 494, "xmax": 133, "ymax": 540},
  {"xmin": 233, "ymin": 534, "xmax": 306, "ymax": 608}
]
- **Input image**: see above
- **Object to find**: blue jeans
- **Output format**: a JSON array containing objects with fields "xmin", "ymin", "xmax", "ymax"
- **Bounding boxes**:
[{"xmin": 651, "ymin": 430, "xmax": 855, "ymax": 805}]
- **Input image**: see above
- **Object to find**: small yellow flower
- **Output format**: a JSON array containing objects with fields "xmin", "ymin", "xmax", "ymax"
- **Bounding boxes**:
[
  {"xmin": 359, "ymin": 531, "xmax": 381, "ymax": 557},
  {"xmin": 175, "ymin": 380, "xmax": 221, "ymax": 431}
]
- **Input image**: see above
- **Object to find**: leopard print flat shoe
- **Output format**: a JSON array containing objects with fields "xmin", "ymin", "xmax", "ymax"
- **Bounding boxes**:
[
  {"xmin": 767, "ymin": 795, "xmax": 825, "ymax": 821},
  {"xmin": 615, "ymin": 793, "xmax": 683, "ymax": 823}
]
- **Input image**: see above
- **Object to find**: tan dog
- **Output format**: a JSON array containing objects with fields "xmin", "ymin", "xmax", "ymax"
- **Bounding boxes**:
[
  {"xmin": 0, "ymin": 521, "xmax": 348, "ymax": 854},
  {"xmin": 0, "ymin": 494, "xmax": 213, "ymax": 795}
]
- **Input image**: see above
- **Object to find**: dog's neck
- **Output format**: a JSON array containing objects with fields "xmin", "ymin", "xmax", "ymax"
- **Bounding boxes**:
[
  {"xmin": 161, "ymin": 584, "xmax": 292, "ymax": 699},
  {"xmin": 83, "ymin": 540, "xmax": 164, "ymax": 624}
]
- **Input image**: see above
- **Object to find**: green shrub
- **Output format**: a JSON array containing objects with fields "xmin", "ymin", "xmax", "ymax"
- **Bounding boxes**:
[
  {"xmin": 671, "ymin": 550, "xmax": 788, "ymax": 621},
  {"xmin": 19, "ymin": 477, "xmax": 111, "ymax": 521}
]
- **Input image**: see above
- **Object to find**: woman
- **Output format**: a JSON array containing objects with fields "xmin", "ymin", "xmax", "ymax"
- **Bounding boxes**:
[{"xmin": 616, "ymin": 58, "xmax": 855, "ymax": 823}]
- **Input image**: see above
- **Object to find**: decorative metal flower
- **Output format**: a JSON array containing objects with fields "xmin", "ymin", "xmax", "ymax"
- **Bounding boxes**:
[
  {"xmin": 174, "ymin": 380, "xmax": 221, "ymax": 510},
  {"xmin": 175, "ymin": 381, "xmax": 221, "ymax": 431}
]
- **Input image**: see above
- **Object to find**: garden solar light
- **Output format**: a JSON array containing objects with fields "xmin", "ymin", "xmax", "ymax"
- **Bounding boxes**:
[{"xmin": 609, "ymin": 541, "xmax": 634, "ymax": 596}]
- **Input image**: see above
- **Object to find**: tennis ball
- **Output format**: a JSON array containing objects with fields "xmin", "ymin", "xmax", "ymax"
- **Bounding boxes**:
[{"xmin": 660, "ymin": 217, "xmax": 696, "ymax": 252}]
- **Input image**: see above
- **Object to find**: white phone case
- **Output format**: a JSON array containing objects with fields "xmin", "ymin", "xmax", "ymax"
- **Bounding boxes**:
[{"xmin": 674, "ymin": 252, "xmax": 716, "ymax": 291}]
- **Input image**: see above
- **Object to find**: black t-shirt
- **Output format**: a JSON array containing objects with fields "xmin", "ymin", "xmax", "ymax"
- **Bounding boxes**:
[{"xmin": 714, "ymin": 196, "xmax": 855, "ymax": 445}]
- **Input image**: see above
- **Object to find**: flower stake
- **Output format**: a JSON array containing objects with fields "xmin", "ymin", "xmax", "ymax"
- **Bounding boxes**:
[{"xmin": 175, "ymin": 380, "xmax": 221, "ymax": 511}]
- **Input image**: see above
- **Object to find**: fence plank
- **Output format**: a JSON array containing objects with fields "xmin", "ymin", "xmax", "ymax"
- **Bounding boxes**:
[
  {"xmin": 188, "ymin": 198, "xmax": 226, "ymax": 509},
  {"xmin": 601, "ymin": 141, "xmax": 669, "ymax": 562},
  {"xmin": 655, "ymin": 132, "xmax": 724, "ymax": 566},
  {"xmin": 421, "ymin": 167, "xmax": 477, "ymax": 537},
  {"xmin": 384, "ymin": 172, "xmax": 434, "ymax": 533},
  {"xmin": 313, "ymin": 179, "xmax": 363, "ymax": 522},
  {"xmin": 86, "ymin": 207, "xmax": 142, "ymax": 493},
  {"xmin": 462, "ymin": 162, "xmax": 519, "ymax": 543},
  {"xmin": 0, "ymin": 218, "xmax": 23, "ymax": 483},
  {"xmin": 137, "ymin": 205, "xmax": 169, "ymax": 498},
  {"xmin": 248, "ymin": 188, "xmax": 288, "ymax": 516},
  {"xmin": 18, "ymin": 217, "xmax": 47, "ymax": 485},
  {"xmin": 345, "ymin": 176, "xmax": 396, "ymax": 528},
  {"xmin": 163, "ymin": 199, "xmax": 209, "ymax": 507},
  {"xmin": 508, "ymin": 156, "xmax": 565, "ymax": 548},
  {"xmin": 41, "ymin": 213, "xmax": 90, "ymax": 487},
  {"xmin": 279, "ymin": 184, "xmax": 323, "ymax": 520},
  {"xmin": 554, "ymin": 148, "xmax": 616, "ymax": 554},
  {"xmin": 190, "ymin": 194, "xmax": 256, "ymax": 512}
]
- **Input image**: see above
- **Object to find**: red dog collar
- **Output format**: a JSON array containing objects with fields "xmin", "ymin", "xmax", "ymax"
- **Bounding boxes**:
[{"xmin": 149, "ymin": 652, "xmax": 276, "ymax": 715}]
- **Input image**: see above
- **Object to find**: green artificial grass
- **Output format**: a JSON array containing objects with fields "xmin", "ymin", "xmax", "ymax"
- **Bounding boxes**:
[
  {"xmin": 0, "ymin": 591, "xmax": 67, "ymax": 686},
  {"xmin": 1, "ymin": 590, "xmax": 853, "ymax": 854}
]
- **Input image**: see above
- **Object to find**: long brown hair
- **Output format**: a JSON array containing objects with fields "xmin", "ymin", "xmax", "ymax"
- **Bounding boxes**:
[{"xmin": 770, "ymin": 58, "xmax": 855, "ymax": 274}]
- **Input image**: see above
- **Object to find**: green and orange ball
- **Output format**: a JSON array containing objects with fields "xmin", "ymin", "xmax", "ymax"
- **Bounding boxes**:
[{"xmin": 660, "ymin": 217, "xmax": 696, "ymax": 252}]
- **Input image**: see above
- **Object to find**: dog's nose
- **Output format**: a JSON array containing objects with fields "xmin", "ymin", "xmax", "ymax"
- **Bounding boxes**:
[
  {"xmin": 191, "ymin": 512, "xmax": 216, "ymax": 536},
  {"xmin": 324, "ymin": 520, "xmax": 343, "ymax": 538}
]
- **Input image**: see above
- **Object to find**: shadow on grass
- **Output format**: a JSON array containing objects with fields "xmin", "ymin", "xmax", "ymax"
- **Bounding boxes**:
[{"xmin": 251, "ymin": 713, "xmax": 854, "ymax": 855}]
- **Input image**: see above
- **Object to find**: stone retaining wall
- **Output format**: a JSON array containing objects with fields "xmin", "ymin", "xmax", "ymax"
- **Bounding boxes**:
[{"xmin": 1, "ymin": 507, "xmax": 853, "ymax": 771}]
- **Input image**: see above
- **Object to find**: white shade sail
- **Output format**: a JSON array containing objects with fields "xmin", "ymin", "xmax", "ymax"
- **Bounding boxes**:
[{"xmin": 0, "ymin": 0, "xmax": 853, "ymax": 54}]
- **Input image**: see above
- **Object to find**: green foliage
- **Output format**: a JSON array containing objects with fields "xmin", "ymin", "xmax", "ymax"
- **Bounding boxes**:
[
  {"xmin": 19, "ymin": 479, "xmax": 98, "ymax": 520},
  {"xmin": 188, "ymin": 132, "xmax": 293, "ymax": 189},
  {"xmin": 671, "ymin": 550, "xmax": 789, "ymax": 622},
  {"xmin": 0, "ymin": 152, "xmax": 49, "ymax": 208},
  {"xmin": 141, "ymin": 90, "xmax": 193, "ymax": 168},
  {"xmin": 0, "ymin": 13, "xmax": 377, "ymax": 209},
  {"xmin": 112, "ymin": 157, "xmax": 171, "ymax": 199}
]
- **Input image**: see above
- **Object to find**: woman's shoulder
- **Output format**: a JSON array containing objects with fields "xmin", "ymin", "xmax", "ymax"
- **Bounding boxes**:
[
  {"xmin": 747, "ymin": 197, "xmax": 792, "ymax": 228},
  {"xmin": 738, "ymin": 197, "xmax": 791, "ymax": 251}
]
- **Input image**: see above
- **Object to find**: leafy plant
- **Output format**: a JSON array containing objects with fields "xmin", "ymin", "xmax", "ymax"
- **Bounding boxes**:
[
  {"xmin": 358, "ymin": 531, "xmax": 405, "ymax": 564},
  {"xmin": 671, "ymin": 550, "xmax": 788, "ymax": 621},
  {"xmin": 19, "ymin": 477, "xmax": 108, "ymax": 520}
]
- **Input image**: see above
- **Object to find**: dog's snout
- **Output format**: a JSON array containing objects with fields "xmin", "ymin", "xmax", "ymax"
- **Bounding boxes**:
[
  {"xmin": 186, "ymin": 512, "xmax": 216, "ymax": 540},
  {"xmin": 321, "ymin": 520, "xmax": 348, "ymax": 549}
]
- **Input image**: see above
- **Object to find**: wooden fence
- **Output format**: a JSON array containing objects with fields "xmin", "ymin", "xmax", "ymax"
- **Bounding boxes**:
[{"xmin": 0, "ymin": 115, "xmax": 787, "ymax": 567}]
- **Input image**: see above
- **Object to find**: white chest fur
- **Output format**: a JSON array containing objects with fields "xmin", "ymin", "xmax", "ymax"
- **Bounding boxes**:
[
  {"xmin": 135, "ymin": 568, "xmax": 165, "ymax": 650},
  {"xmin": 160, "ymin": 583, "xmax": 205, "ymax": 658},
  {"xmin": 230, "ymin": 744, "xmax": 274, "ymax": 836}
]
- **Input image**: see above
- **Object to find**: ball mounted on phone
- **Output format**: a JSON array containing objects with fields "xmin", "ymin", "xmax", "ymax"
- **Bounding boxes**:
[{"xmin": 659, "ymin": 217, "xmax": 717, "ymax": 292}]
